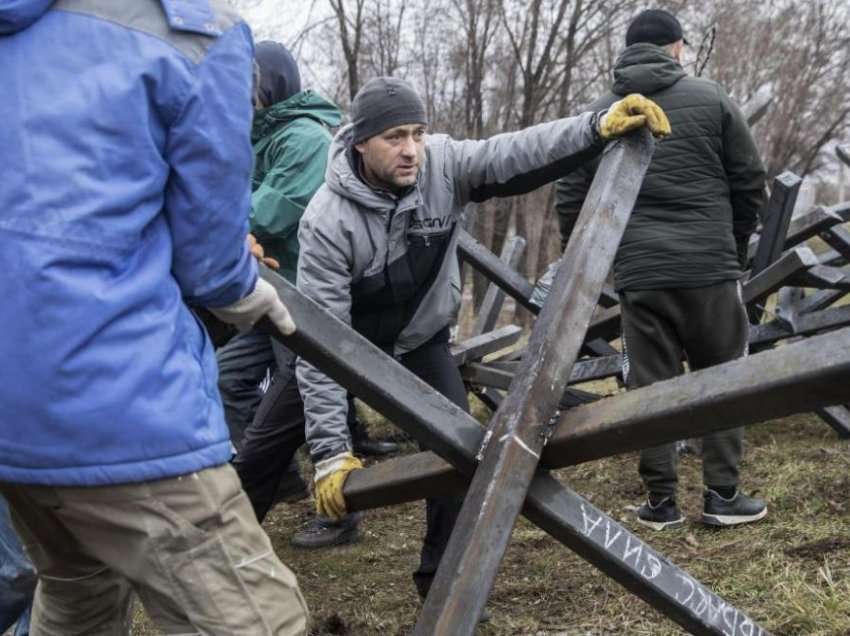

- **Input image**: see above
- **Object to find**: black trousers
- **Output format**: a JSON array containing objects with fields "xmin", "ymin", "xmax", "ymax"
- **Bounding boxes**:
[
  {"xmin": 218, "ymin": 331, "xmax": 362, "ymax": 453},
  {"xmin": 233, "ymin": 331, "xmax": 467, "ymax": 598},
  {"xmin": 620, "ymin": 280, "xmax": 749, "ymax": 498},
  {"xmin": 216, "ymin": 330, "xmax": 277, "ymax": 452}
]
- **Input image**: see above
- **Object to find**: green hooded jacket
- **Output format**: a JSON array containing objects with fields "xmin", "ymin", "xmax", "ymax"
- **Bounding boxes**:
[
  {"xmin": 556, "ymin": 44, "xmax": 766, "ymax": 291},
  {"xmin": 251, "ymin": 90, "xmax": 342, "ymax": 282}
]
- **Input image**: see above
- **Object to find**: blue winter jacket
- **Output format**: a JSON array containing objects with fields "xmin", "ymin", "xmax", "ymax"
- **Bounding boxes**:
[{"xmin": 0, "ymin": 0, "xmax": 259, "ymax": 485}]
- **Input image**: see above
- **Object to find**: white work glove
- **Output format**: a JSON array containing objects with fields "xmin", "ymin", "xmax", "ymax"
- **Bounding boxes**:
[{"xmin": 209, "ymin": 278, "xmax": 296, "ymax": 335}]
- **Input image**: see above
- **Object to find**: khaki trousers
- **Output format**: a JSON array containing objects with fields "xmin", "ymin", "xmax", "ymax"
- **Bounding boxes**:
[{"xmin": 0, "ymin": 464, "xmax": 308, "ymax": 635}]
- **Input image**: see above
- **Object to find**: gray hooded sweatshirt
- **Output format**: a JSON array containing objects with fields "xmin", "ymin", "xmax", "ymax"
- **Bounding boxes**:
[{"xmin": 297, "ymin": 114, "xmax": 602, "ymax": 463}]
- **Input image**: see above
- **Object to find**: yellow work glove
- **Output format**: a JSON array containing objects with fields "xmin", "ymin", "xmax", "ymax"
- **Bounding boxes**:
[
  {"xmin": 599, "ymin": 94, "xmax": 671, "ymax": 140},
  {"xmin": 314, "ymin": 452, "xmax": 363, "ymax": 521}
]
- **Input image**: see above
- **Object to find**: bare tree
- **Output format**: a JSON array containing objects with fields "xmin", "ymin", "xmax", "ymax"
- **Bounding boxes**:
[{"xmin": 329, "ymin": 0, "xmax": 368, "ymax": 101}]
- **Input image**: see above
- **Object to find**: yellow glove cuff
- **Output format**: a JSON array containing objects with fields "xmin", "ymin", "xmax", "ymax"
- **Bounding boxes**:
[{"xmin": 314, "ymin": 452, "xmax": 363, "ymax": 521}]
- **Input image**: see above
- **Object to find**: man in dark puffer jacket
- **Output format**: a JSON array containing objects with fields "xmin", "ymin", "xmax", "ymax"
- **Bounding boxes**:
[{"xmin": 556, "ymin": 9, "xmax": 768, "ymax": 531}]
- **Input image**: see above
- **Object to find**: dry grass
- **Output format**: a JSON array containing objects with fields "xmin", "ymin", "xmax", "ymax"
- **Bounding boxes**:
[{"xmin": 130, "ymin": 402, "xmax": 850, "ymax": 635}]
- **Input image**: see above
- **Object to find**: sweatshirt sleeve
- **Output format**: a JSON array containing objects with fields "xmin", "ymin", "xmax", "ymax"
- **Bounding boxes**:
[
  {"xmin": 295, "ymin": 204, "xmax": 354, "ymax": 463},
  {"xmin": 444, "ymin": 112, "xmax": 604, "ymax": 206}
]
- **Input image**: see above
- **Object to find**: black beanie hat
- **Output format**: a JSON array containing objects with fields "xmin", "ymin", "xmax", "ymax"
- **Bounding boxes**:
[
  {"xmin": 626, "ymin": 9, "xmax": 687, "ymax": 47},
  {"xmin": 254, "ymin": 40, "xmax": 301, "ymax": 107},
  {"xmin": 351, "ymin": 77, "xmax": 428, "ymax": 145}
]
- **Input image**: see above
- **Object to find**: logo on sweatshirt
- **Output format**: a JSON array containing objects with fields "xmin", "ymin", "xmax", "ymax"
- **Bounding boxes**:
[{"xmin": 409, "ymin": 215, "xmax": 453, "ymax": 231}]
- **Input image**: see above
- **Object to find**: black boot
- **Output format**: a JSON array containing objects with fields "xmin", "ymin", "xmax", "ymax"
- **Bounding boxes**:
[{"xmin": 290, "ymin": 513, "xmax": 362, "ymax": 550}]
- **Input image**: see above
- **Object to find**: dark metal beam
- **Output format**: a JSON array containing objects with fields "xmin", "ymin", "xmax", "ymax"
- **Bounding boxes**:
[
  {"xmin": 256, "ymin": 269, "xmax": 771, "ymax": 635},
  {"xmin": 743, "ymin": 246, "xmax": 818, "ymax": 307},
  {"xmin": 816, "ymin": 405, "xmax": 850, "ymax": 439},
  {"xmin": 820, "ymin": 224, "xmax": 850, "ymax": 263},
  {"xmin": 751, "ymin": 172, "xmax": 802, "ymax": 276},
  {"xmin": 798, "ymin": 285, "xmax": 848, "ymax": 315},
  {"xmin": 457, "ymin": 230, "xmax": 538, "ymax": 313},
  {"xmin": 585, "ymin": 304, "xmax": 622, "ymax": 343},
  {"xmin": 789, "ymin": 264, "xmax": 850, "ymax": 291},
  {"xmin": 346, "ymin": 326, "xmax": 850, "ymax": 506},
  {"xmin": 463, "ymin": 353, "xmax": 623, "ymax": 389},
  {"xmin": 416, "ymin": 130, "xmax": 656, "ymax": 636},
  {"xmin": 749, "ymin": 304, "xmax": 850, "ymax": 346},
  {"xmin": 471, "ymin": 236, "xmax": 526, "ymax": 335},
  {"xmin": 449, "ymin": 325, "xmax": 522, "ymax": 366},
  {"xmin": 784, "ymin": 202, "xmax": 850, "ymax": 249}
]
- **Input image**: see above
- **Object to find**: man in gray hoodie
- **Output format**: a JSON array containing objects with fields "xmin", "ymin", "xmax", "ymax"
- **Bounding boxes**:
[{"xmin": 276, "ymin": 76, "xmax": 670, "ymax": 598}]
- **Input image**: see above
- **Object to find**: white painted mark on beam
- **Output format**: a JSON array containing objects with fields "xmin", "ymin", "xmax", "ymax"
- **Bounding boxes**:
[{"xmin": 498, "ymin": 433, "xmax": 540, "ymax": 459}]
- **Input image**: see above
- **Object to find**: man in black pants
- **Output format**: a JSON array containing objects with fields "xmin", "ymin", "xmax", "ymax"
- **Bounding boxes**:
[
  {"xmin": 232, "ymin": 74, "xmax": 669, "ymax": 598},
  {"xmin": 556, "ymin": 9, "xmax": 767, "ymax": 530}
]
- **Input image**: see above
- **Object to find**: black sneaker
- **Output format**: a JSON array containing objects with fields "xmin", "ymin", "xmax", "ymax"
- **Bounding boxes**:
[
  {"xmin": 636, "ymin": 496, "xmax": 685, "ymax": 531},
  {"xmin": 702, "ymin": 489, "xmax": 767, "ymax": 527},
  {"xmin": 290, "ymin": 513, "xmax": 362, "ymax": 550}
]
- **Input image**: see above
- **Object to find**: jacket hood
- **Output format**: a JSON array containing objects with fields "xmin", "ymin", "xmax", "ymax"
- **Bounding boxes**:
[
  {"xmin": 324, "ymin": 123, "xmax": 419, "ymax": 213},
  {"xmin": 612, "ymin": 43, "xmax": 686, "ymax": 96},
  {"xmin": 254, "ymin": 40, "xmax": 300, "ymax": 106},
  {"xmin": 0, "ymin": 0, "xmax": 54, "ymax": 34},
  {"xmin": 252, "ymin": 90, "xmax": 342, "ymax": 142}
]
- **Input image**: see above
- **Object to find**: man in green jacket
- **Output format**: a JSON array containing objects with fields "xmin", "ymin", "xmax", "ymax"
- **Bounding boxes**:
[
  {"xmin": 217, "ymin": 41, "xmax": 341, "ymax": 452},
  {"xmin": 556, "ymin": 9, "xmax": 768, "ymax": 530}
]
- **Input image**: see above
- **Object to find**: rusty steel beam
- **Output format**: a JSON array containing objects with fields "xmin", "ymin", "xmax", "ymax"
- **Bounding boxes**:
[
  {"xmin": 464, "ymin": 353, "xmax": 623, "ymax": 390},
  {"xmin": 798, "ymin": 285, "xmax": 848, "ymax": 315},
  {"xmin": 256, "ymin": 267, "xmax": 770, "ymax": 635},
  {"xmin": 743, "ymin": 246, "xmax": 818, "ymax": 307},
  {"xmin": 471, "ymin": 236, "xmax": 526, "ymax": 335},
  {"xmin": 816, "ymin": 405, "xmax": 850, "ymax": 439},
  {"xmin": 415, "ymin": 130, "xmax": 656, "ymax": 635},
  {"xmin": 449, "ymin": 325, "xmax": 522, "ymax": 366},
  {"xmin": 750, "ymin": 172, "xmax": 802, "ymax": 277},
  {"xmin": 820, "ymin": 225, "xmax": 850, "ymax": 263},
  {"xmin": 544, "ymin": 325, "xmax": 850, "ymax": 466},
  {"xmin": 746, "ymin": 202, "xmax": 850, "ymax": 263},
  {"xmin": 458, "ymin": 230, "xmax": 538, "ymax": 313},
  {"xmin": 784, "ymin": 202, "xmax": 850, "ymax": 249},
  {"xmin": 346, "ymin": 326, "xmax": 850, "ymax": 506},
  {"xmin": 789, "ymin": 264, "xmax": 850, "ymax": 291},
  {"xmin": 749, "ymin": 304, "xmax": 850, "ymax": 346}
]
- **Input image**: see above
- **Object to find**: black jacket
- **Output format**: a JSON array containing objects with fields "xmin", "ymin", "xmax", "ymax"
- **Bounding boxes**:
[{"xmin": 556, "ymin": 43, "xmax": 766, "ymax": 291}]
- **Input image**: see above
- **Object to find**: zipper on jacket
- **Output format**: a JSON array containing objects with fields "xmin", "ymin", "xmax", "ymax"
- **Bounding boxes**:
[{"xmin": 384, "ymin": 209, "xmax": 396, "ymax": 268}]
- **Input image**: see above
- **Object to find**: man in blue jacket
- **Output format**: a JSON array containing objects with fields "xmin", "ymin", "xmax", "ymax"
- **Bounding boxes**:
[{"xmin": 0, "ymin": 1, "xmax": 307, "ymax": 633}]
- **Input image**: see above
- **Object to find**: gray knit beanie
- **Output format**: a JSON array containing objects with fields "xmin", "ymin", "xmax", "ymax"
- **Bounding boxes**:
[{"xmin": 351, "ymin": 77, "xmax": 428, "ymax": 144}]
